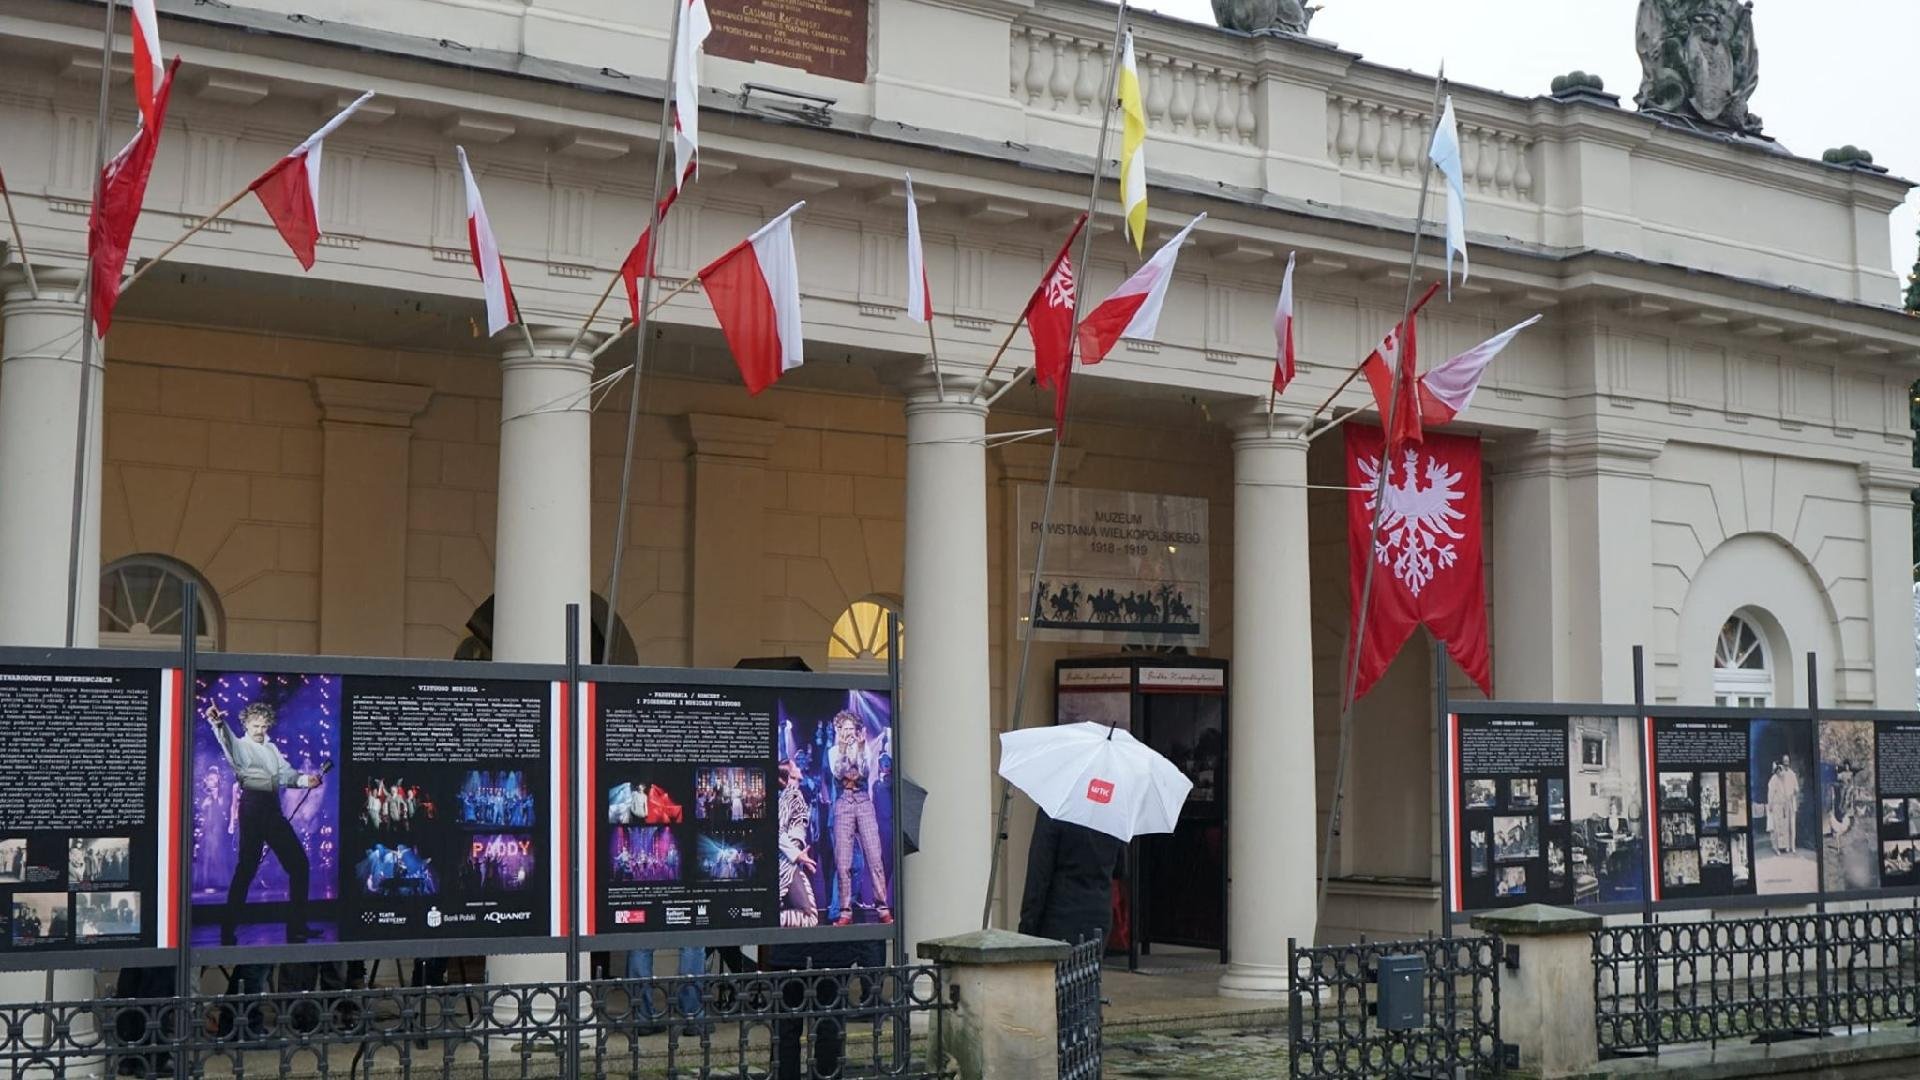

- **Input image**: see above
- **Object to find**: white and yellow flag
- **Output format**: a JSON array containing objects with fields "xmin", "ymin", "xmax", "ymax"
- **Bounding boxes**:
[{"xmin": 1118, "ymin": 30, "xmax": 1148, "ymax": 252}]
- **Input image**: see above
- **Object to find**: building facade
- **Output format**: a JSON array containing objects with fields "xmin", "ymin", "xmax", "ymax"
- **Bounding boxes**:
[{"xmin": 3, "ymin": 0, "xmax": 1919, "ymax": 1000}]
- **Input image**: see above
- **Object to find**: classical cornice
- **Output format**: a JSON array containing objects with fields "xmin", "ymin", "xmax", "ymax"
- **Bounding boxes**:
[
  {"xmin": 687, "ymin": 413, "xmax": 783, "ymax": 463},
  {"xmin": 1559, "ymin": 429, "xmax": 1667, "ymax": 479},
  {"xmin": 311, "ymin": 377, "xmax": 433, "ymax": 428},
  {"xmin": 996, "ymin": 442, "xmax": 1083, "ymax": 484},
  {"xmin": 1857, "ymin": 462, "xmax": 1920, "ymax": 508}
]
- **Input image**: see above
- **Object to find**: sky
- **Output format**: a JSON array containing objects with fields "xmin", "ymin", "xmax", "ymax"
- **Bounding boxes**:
[{"xmin": 1133, "ymin": 0, "xmax": 1920, "ymax": 306}]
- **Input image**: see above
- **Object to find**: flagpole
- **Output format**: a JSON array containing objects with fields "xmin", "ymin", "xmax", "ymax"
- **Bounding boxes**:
[
  {"xmin": 602, "ymin": 0, "xmax": 687, "ymax": 659},
  {"xmin": 982, "ymin": 365, "xmax": 1032, "ymax": 408},
  {"xmin": 119, "ymin": 189, "xmax": 250, "ymax": 295},
  {"xmin": 1315, "ymin": 69, "xmax": 1447, "ymax": 925},
  {"xmin": 567, "ymin": 271, "xmax": 623, "ymax": 353},
  {"xmin": 0, "ymin": 167, "xmax": 39, "ymax": 299},
  {"xmin": 963, "ymin": 313, "xmax": 1030, "ymax": 404},
  {"xmin": 979, "ymin": 0, "xmax": 1128, "ymax": 932},
  {"xmin": 924, "ymin": 313, "xmax": 946, "ymax": 402},
  {"xmin": 64, "ymin": 0, "xmax": 120, "ymax": 650},
  {"xmin": 582, "ymin": 275, "xmax": 703, "ymax": 364}
]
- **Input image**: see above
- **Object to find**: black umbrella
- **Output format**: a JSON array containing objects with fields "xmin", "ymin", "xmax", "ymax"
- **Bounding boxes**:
[{"xmin": 899, "ymin": 774, "xmax": 928, "ymax": 855}]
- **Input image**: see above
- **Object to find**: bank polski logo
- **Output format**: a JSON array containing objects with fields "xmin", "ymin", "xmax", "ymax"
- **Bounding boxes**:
[{"xmin": 426, "ymin": 907, "xmax": 443, "ymax": 929}]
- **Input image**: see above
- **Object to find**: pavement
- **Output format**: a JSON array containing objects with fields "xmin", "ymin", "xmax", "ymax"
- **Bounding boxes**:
[{"xmin": 1098, "ymin": 948, "xmax": 1291, "ymax": 1078}]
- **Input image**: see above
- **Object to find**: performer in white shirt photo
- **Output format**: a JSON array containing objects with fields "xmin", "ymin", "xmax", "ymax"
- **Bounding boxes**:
[{"xmin": 205, "ymin": 700, "xmax": 323, "ymax": 945}]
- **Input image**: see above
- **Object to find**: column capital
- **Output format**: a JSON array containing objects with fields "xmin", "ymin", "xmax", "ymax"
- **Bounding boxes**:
[
  {"xmin": 1858, "ymin": 461, "xmax": 1920, "ymax": 508},
  {"xmin": 995, "ymin": 441, "xmax": 1084, "ymax": 485},
  {"xmin": 887, "ymin": 357, "xmax": 993, "ymax": 405},
  {"xmin": 904, "ymin": 390, "xmax": 989, "ymax": 426},
  {"xmin": 1561, "ymin": 428, "xmax": 1665, "ymax": 479},
  {"xmin": 1489, "ymin": 429, "xmax": 1571, "ymax": 481},
  {"xmin": 1227, "ymin": 407, "xmax": 1313, "ymax": 446},
  {"xmin": 0, "ymin": 265, "xmax": 85, "ymax": 311},
  {"xmin": 311, "ymin": 377, "xmax": 433, "ymax": 428},
  {"xmin": 499, "ymin": 323, "xmax": 601, "ymax": 374},
  {"xmin": 687, "ymin": 412, "xmax": 782, "ymax": 463}
]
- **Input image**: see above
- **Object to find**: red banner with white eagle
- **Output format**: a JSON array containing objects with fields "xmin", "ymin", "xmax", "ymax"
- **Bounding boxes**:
[{"xmin": 1346, "ymin": 423, "xmax": 1491, "ymax": 699}]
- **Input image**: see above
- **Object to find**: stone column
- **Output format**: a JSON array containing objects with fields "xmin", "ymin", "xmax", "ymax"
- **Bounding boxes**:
[
  {"xmin": 490, "ymin": 326, "xmax": 595, "ymax": 985},
  {"xmin": 918, "ymin": 930, "xmax": 1068, "ymax": 1080},
  {"xmin": 1218, "ymin": 413, "xmax": 1316, "ymax": 999},
  {"xmin": 992, "ymin": 441, "xmax": 1087, "ymax": 928},
  {"xmin": 1859, "ymin": 463, "xmax": 1920, "ymax": 708},
  {"xmin": 902, "ymin": 379, "xmax": 992, "ymax": 950},
  {"xmin": 0, "ymin": 267, "xmax": 100, "ymax": 649},
  {"xmin": 0, "ymin": 267, "xmax": 100, "ymax": 1010},
  {"xmin": 312, "ymin": 377, "xmax": 432, "ymax": 657},
  {"xmin": 1470, "ymin": 905, "xmax": 1602, "ymax": 1078},
  {"xmin": 1488, "ymin": 431, "xmax": 1572, "ymax": 700},
  {"xmin": 687, "ymin": 413, "xmax": 781, "ymax": 667}
]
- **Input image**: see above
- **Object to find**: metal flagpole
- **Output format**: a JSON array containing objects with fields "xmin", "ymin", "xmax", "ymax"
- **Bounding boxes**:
[
  {"xmin": 0, "ymin": 167, "xmax": 40, "ymax": 299},
  {"xmin": 979, "ymin": 0, "xmax": 1129, "ymax": 931},
  {"xmin": 602, "ymin": 0, "xmax": 688, "ymax": 659},
  {"xmin": 64, "ymin": 0, "xmax": 120, "ymax": 649},
  {"xmin": 1315, "ymin": 69, "xmax": 1447, "ymax": 925}
]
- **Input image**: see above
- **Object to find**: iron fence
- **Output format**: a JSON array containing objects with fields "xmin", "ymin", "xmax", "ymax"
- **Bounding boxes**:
[
  {"xmin": 1594, "ymin": 908, "xmax": 1920, "ymax": 1056},
  {"xmin": 1288, "ymin": 935, "xmax": 1505, "ymax": 1079},
  {"xmin": 0, "ymin": 964, "xmax": 951, "ymax": 1079},
  {"xmin": 1055, "ymin": 939, "xmax": 1102, "ymax": 1080}
]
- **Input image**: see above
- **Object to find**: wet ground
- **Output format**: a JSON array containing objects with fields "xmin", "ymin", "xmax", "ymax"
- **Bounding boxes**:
[{"xmin": 1103, "ymin": 1029, "xmax": 1289, "ymax": 1078}]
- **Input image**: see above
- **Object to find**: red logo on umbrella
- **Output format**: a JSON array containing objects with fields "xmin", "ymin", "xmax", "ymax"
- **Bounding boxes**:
[{"xmin": 1086, "ymin": 779, "xmax": 1115, "ymax": 804}]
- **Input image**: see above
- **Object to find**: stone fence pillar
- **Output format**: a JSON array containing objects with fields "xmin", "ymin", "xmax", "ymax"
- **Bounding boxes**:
[
  {"xmin": 1469, "ymin": 904, "xmax": 1602, "ymax": 1078},
  {"xmin": 918, "ymin": 929, "xmax": 1067, "ymax": 1080}
]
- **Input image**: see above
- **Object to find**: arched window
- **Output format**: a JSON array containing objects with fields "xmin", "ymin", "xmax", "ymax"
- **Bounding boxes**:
[
  {"xmin": 827, "ymin": 598, "xmax": 902, "ymax": 674},
  {"xmin": 454, "ymin": 595, "xmax": 637, "ymax": 664},
  {"xmin": 98, "ymin": 554, "xmax": 222, "ymax": 651},
  {"xmin": 1713, "ymin": 613, "xmax": 1774, "ymax": 707}
]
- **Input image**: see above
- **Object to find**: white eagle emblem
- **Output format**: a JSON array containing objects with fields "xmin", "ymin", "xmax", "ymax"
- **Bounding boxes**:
[
  {"xmin": 1044, "ymin": 262, "xmax": 1075, "ymax": 309},
  {"xmin": 1356, "ymin": 447, "xmax": 1468, "ymax": 597}
]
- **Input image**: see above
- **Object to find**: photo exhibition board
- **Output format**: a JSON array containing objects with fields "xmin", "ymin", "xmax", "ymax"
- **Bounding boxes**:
[
  {"xmin": 1447, "ymin": 713, "xmax": 1648, "ymax": 912},
  {"xmin": 1648, "ymin": 714, "xmax": 1816, "ymax": 903},
  {"xmin": 0, "ymin": 664, "xmax": 179, "ymax": 965},
  {"xmin": 584, "ymin": 680, "xmax": 896, "ymax": 939},
  {"xmin": 189, "ymin": 670, "xmax": 564, "ymax": 950}
]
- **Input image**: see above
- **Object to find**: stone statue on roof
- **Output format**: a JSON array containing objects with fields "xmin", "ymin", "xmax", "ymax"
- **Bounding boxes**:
[
  {"xmin": 1213, "ymin": 0, "xmax": 1316, "ymax": 36},
  {"xmin": 1634, "ymin": 0, "xmax": 1762, "ymax": 134}
]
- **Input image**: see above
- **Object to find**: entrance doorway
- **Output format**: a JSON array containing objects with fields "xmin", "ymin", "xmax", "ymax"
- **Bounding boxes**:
[{"xmin": 1054, "ymin": 656, "xmax": 1228, "ymax": 969}]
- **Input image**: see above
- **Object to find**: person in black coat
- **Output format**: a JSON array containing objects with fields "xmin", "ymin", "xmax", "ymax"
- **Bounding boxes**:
[
  {"xmin": 763, "ymin": 939, "xmax": 887, "ymax": 1080},
  {"xmin": 1018, "ymin": 809, "xmax": 1126, "ymax": 945}
]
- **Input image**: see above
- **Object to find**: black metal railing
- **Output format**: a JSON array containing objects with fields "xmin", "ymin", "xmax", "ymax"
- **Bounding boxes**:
[
  {"xmin": 1288, "ymin": 935, "xmax": 1505, "ymax": 1079},
  {"xmin": 1055, "ymin": 939, "xmax": 1102, "ymax": 1080},
  {"xmin": 1594, "ymin": 908, "xmax": 1920, "ymax": 1055},
  {"xmin": 0, "ymin": 965, "xmax": 952, "ymax": 1079}
]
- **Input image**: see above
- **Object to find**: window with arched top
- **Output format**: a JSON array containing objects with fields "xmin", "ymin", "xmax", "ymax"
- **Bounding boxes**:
[
  {"xmin": 98, "ymin": 555, "xmax": 223, "ymax": 651},
  {"xmin": 1713, "ymin": 613, "xmax": 1774, "ymax": 707},
  {"xmin": 454, "ymin": 595, "xmax": 637, "ymax": 665},
  {"xmin": 827, "ymin": 598, "xmax": 902, "ymax": 674}
]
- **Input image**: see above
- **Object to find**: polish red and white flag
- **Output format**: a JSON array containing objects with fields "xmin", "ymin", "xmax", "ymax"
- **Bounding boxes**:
[
  {"xmin": 699, "ymin": 202, "xmax": 807, "ymax": 395},
  {"xmin": 619, "ymin": 163, "xmax": 696, "ymax": 322},
  {"xmin": 673, "ymin": 0, "xmax": 713, "ymax": 190},
  {"xmin": 1416, "ymin": 315, "xmax": 1543, "ymax": 424},
  {"xmin": 903, "ymin": 172, "xmax": 931, "ymax": 323},
  {"xmin": 456, "ymin": 146, "xmax": 519, "ymax": 338},
  {"xmin": 129, "ymin": 0, "xmax": 166, "ymax": 128},
  {"xmin": 247, "ymin": 92, "xmax": 374, "ymax": 270},
  {"xmin": 88, "ymin": 57, "xmax": 181, "ymax": 337},
  {"xmin": 1077, "ymin": 213, "xmax": 1205, "ymax": 365},
  {"xmin": 1359, "ymin": 281, "xmax": 1442, "ymax": 449},
  {"xmin": 1023, "ymin": 213, "xmax": 1088, "ymax": 432},
  {"xmin": 1272, "ymin": 251, "xmax": 1298, "ymax": 394}
]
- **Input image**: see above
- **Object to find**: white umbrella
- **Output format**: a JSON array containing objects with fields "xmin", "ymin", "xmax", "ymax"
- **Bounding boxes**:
[{"xmin": 997, "ymin": 722, "xmax": 1194, "ymax": 842}]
